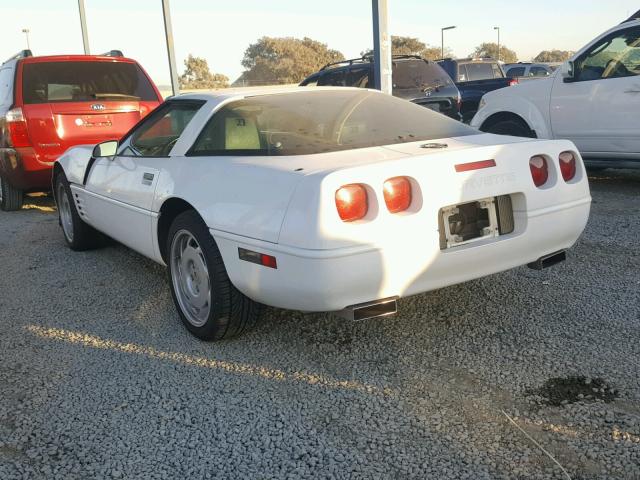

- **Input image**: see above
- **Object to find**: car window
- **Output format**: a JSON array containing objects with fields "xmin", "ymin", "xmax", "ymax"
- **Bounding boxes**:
[
  {"xmin": 530, "ymin": 66, "xmax": 549, "ymax": 77},
  {"xmin": 464, "ymin": 63, "xmax": 494, "ymax": 81},
  {"xmin": 491, "ymin": 63, "xmax": 504, "ymax": 78},
  {"xmin": 188, "ymin": 90, "xmax": 477, "ymax": 157},
  {"xmin": 576, "ymin": 26, "xmax": 640, "ymax": 81},
  {"xmin": 345, "ymin": 67, "xmax": 370, "ymax": 88},
  {"xmin": 392, "ymin": 61, "xmax": 452, "ymax": 90},
  {"xmin": 317, "ymin": 70, "xmax": 346, "ymax": 86},
  {"xmin": 121, "ymin": 101, "xmax": 204, "ymax": 157},
  {"xmin": 21, "ymin": 61, "xmax": 158, "ymax": 104},
  {"xmin": 456, "ymin": 64, "xmax": 468, "ymax": 82},
  {"xmin": 506, "ymin": 66, "xmax": 526, "ymax": 77},
  {"xmin": 0, "ymin": 68, "xmax": 13, "ymax": 107},
  {"xmin": 300, "ymin": 74, "xmax": 319, "ymax": 87}
]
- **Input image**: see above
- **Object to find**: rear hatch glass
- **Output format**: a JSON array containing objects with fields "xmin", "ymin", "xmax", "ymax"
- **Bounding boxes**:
[
  {"xmin": 22, "ymin": 61, "xmax": 157, "ymax": 104},
  {"xmin": 393, "ymin": 60, "xmax": 454, "ymax": 91}
]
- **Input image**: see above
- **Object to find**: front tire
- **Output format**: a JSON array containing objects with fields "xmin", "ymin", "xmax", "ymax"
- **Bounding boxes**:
[
  {"xmin": 0, "ymin": 175, "xmax": 24, "ymax": 211},
  {"xmin": 54, "ymin": 173, "xmax": 104, "ymax": 250},
  {"xmin": 481, "ymin": 119, "xmax": 536, "ymax": 138},
  {"xmin": 166, "ymin": 210, "xmax": 261, "ymax": 340}
]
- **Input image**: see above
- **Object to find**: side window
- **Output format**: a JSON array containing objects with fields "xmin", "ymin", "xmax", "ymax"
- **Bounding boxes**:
[
  {"xmin": 530, "ymin": 66, "xmax": 550, "ymax": 77},
  {"xmin": 491, "ymin": 63, "xmax": 505, "ymax": 78},
  {"xmin": 300, "ymin": 74, "xmax": 319, "ymax": 87},
  {"xmin": 576, "ymin": 26, "xmax": 640, "ymax": 81},
  {"xmin": 0, "ymin": 68, "xmax": 14, "ymax": 107},
  {"xmin": 457, "ymin": 64, "xmax": 468, "ymax": 82},
  {"xmin": 345, "ymin": 67, "xmax": 370, "ymax": 88},
  {"xmin": 121, "ymin": 101, "xmax": 204, "ymax": 157},
  {"xmin": 317, "ymin": 70, "xmax": 346, "ymax": 86},
  {"xmin": 506, "ymin": 67, "xmax": 526, "ymax": 77}
]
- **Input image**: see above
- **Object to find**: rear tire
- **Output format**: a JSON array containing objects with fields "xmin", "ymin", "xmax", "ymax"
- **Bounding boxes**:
[
  {"xmin": 54, "ymin": 173, "xmax": 104, "ymax": 251},
  {"xmin": 167, "ymin": 210, "xmax": 261, "ymax": 340},
  {"xmin": 481, "ymin": 119, "xmax": 536, "ymax": 138},
  {"xmin": 0, "ymin": 175, "xmax": 24, "ymax": 211}
]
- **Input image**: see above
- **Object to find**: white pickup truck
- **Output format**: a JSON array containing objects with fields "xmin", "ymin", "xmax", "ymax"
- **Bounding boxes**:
[{"xmin": 471, "ymin": 13, "xmax": 640, "ymax": 169}]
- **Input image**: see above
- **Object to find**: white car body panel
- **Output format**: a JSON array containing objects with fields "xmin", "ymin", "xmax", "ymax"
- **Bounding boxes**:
[
  {"xmin": 471, "ymin": 19, "xmax": 640, "ymax": 160},
  {"xmin": 56, "ymin": 87, "xmax": 591, "ymax": 313}
]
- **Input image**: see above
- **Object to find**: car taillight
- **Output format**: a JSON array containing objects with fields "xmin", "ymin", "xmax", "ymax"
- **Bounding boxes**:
[
  {"xmin": 508, "ymin": 78, "xmax": 519, "ymax": 86},
  {"xmin": 383, "ymin": 176, "xmax": 412, "ymax": 213},
  {"xmin": 529, "ymin": 155, "xmax": 549, "ymax": 187},
  {"xmin": 6, "ymin": 107, "xmax": 30, "ymax": 148},
  {"xmin": 559, "ymin": 151, "xmax": 576, "ymax": 182},
  {"xmin": 335, "ymin": 184, "xmax": 368, "ymax": 222}
]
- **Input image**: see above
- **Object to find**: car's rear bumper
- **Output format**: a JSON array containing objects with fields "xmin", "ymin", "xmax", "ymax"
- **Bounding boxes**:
[
  {"xmin": 0, "ymin": 147, "xmax": 53, "ymax": 191},
  {"xmin": 212, "ymin": 196, "xmax": 591, "ymax": 312}
]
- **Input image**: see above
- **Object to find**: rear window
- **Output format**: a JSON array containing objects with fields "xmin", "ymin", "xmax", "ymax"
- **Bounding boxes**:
[
  {"xmin": 189, "ymin": 90, "xmax": 476, "ymax": 157},
  {"xmin": 21, "ymin": 61, "xmax": 158, "ymax": 104},
  {"xmin": 506, "ymin": 66, "xmax": 526, "ymax": 77},
  {"xmin": 464, "ymin": 63, "xmax": 495, "ymax": 81},
  {"xmin": 393, "ymin": 60, "xmax": 453, "ymax": 90}
]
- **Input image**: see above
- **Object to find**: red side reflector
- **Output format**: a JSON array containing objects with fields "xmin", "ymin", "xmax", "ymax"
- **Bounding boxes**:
[
  {"xmin": 454, "ymin": 159, "xmax": 496, "ymax": 172},
  {"xmin": 238, "ymin": 248, "xmax": 277, "ymax": 269}
]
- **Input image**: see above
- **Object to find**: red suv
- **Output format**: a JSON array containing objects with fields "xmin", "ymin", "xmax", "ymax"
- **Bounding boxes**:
[{"xmin": 0, "ymin": 50, "xmax": 162, "ymax": 210}]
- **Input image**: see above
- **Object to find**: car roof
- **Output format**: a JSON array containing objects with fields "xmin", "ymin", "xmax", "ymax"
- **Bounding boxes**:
[
  {"xmin": 173, "ymin": 86, "xmax": 378, "ymax": 102},
  {"xmin": 20, "ymin": 55, "xmax": 138, "ymax": 64}
]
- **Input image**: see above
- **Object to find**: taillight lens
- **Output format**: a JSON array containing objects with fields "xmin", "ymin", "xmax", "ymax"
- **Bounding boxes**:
[
  {"xmin": 508, "ymin": 78, "xmax": 519, "ymax": 86},
  {"xmin": 6, "ymin": 107, "xmax": 30, "ymax": 148},
  {"xmin": 529, "ymin": 155, "xmax": 549, "ymax": 187},
  {"xmin": 383, "ymin": 176, "xmax": 412, "ymax": 213},
  {"xmin": 335, "ymin": 184, "xmax": 368, "ymax": 222},
  {"xmin": 559, "ymin": 151, "xmax": 576, "ymax": 182}
]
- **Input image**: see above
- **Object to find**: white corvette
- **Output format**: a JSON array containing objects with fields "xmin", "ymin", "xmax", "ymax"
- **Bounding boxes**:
[{"xmin": 53, "ymin": 87, "xmax": 591, "ymax": 340}]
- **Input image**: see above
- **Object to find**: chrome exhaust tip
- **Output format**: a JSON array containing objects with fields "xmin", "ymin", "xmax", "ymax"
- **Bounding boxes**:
[
  {"xmin": 528, "ymin": 250, "xmax": 567, "ymax": 270},
  {"xmin": 337, "ymin": 297, "xmax": 398, "ymax": 321}
]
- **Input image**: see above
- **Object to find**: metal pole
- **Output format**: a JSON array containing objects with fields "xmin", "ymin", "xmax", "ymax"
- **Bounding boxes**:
[
  {"xmin": 494, "ymin": 27, "xmax": 500, "ymax": 61},
  {"xmin": 21, "ymin": 29, "xmax": 30, "ymax": 50},
  {"xmin": 78, "ymin": 0, "xmax": 90, "ymax": 54},
  {"xmin": 441, "ymin": 29, "xmax": 444, "ymax": 59},
  {"xmin": 162, "ymin": 0, "xmax": 180, "ymax": 96},
  {"xmin": 371, "ymin": 0, "xmax": 392, "ymax": 95}
]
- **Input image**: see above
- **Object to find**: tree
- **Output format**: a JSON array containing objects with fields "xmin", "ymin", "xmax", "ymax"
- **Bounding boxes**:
[
  {"xmin": 241, "ymin": 37, "xmax": 344, "ymax": 85},
  {"xmin": 179, "ymin": 55, "xmax": 229, "ymax": 90},
  {"xmin": 534, "ymin": 50, "xmax": 574, "ymax": 63},
  {"xmin": 361, "ymin": 36, "xmax": 450, "ymax": 60},
  {"xmin": 471, "ymin": 42, "xmax": 517, "ymax": 63}
]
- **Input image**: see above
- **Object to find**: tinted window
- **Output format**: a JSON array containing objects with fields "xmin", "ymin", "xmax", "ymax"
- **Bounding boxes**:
[
  {"xmin": 530, "ymin": 66, "xmax": 550, "ymax": 77},
  {"xmin": 300, "ymin": 74, "xmax": 319, "ymax": 87},
  {"xmin": 122, "ymin": 101, "xmax": 204, "ymax": 157},
  {"xmin": 22, "ymin": 61, "xmax": 158, "ymax": 104},
  {"xmin": 0, "ymin": 68, "xmax": 13, "ymax": 106},
  {"xmin": 345, "ymin": 67, "xmax": 370, "ymax": 88},
  {"xmin": 317, "ymin": 70, "xmax": 346, "ymax": 86},
  {"xmin": 506, "ymin": 67, "xmax": 526, "ymax": 77},
  {"xmin": 464, "ymin": 63, "xmax": 495, "ymax": 81},
  {"xmin": 393, "ymin": 60, "xmax": 453, "ymax": 90},
  {"xmin": 491, "ymin": 63, "xmax": 504, "ymax": 78},
  {"xmin": 577, "ymin": 26, "xmax": 640, "ymax": 81},
  {"xmin": 189, "ymin": 90, "xmax": 476, "ymax": 157}
]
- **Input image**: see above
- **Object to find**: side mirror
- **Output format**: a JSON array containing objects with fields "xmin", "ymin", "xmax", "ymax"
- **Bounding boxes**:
[
  {"xmin": 560, "ymin": 61, "xmax": 575, "ymax": 81},
  {"xmin": 92, "ymin": 140, "xmax": 118, "ymax": 158}
]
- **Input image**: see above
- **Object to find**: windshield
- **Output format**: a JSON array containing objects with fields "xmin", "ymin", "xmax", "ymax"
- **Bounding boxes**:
[
  {"xmin": 22, "ymin": 61, "xmax": 158, "ymax": 104},
  {"xmin": 189, "ymin": 89, "xmax": 476, "ymax": 157},
  {"xmin": 393, "ymin": 60, "xmax": 453, "ymax": 90}
]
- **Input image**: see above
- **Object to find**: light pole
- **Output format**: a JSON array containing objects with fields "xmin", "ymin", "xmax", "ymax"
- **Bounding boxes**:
[
  {"xmin": 21, "ymin": 28, "xmax": 30, "ymax": 50},
  {"xmin": 441, "ymin": 26, "xmax": 456, "ymax": 59},
  {"xmin": 494, "ymin": 26, "xmax": 500, "ymax": 61},
  {"xmin": 78, "ymin": 0, "xmax": 90, "ymax": 54}
]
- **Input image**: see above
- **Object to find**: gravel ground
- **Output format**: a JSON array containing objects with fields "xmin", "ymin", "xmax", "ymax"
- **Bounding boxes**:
[{"xmin": 0, "ymin": 170, "xmax": 638, "ymax": 479}]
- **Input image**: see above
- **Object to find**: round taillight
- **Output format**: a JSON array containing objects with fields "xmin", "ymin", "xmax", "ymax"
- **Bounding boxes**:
[
  {"xmin": 529, "ymin": 155, "xmax": 549, "ymax": 187},
  {"xmin": 559, "ymin": 151, "xmax": 576, "ymax": 182},
  {"xmin": 383, "ymin": 176, "xmax": 412, "ymax": 213},
  {"xmin": 335, "ymin": 184, "xmax": 368, "ymax": 222}
]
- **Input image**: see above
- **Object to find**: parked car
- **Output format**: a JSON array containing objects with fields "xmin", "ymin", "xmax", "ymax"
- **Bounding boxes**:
[
  {"xmin": 437, "ymin": 58, "xmax": 518, "ymax": 123},
  {"xmin": 472, "ymin": 15, "xmax": 640, "ymax": 169},
  {"xmin": 0, "ymin": 50, "xmax": 162, "ymax": 211},
  {"xmin": 53, "ymin": 87, "xmax": 590, "ymax": 340},
  {"xmin": 300, "ymin": 55, "xmax": 462, "ymax": 121},
  {"xmin": 503, "ymin": 62, "xmax": 555, "ymax": 79}
]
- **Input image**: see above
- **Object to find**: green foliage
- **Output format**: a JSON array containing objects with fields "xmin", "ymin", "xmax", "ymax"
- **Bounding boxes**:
[
  {"xmin": 361, "ymin": 36, "xmax": 449, "ymax": 60},
  {"xmin": 241, "ymin": 37, "xmax": 345, "ymax": 84},
  {"xmin": 179, "ymin": 55, "xmax": 229, "ymax": 90},
  {"xmin": 534, "ymin": 50, "xmax": 574, "ymax": 63},
  {"xmin": 471, "ymin": 42, "xmax": 518, "ymax": 63}
]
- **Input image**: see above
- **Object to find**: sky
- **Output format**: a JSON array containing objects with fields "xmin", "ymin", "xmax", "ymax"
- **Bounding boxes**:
[{"xmin": 1, "ymin": 0, "xmax": 637, "ymax": 86}]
